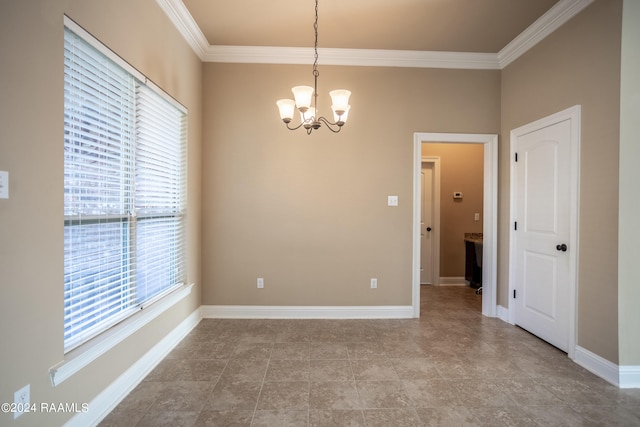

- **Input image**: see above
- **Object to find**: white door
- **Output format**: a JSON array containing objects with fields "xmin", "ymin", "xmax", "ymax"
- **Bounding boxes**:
[
  {"xmin": 512, "ymin": 118, "xmax": 572, "ymax": 352},
  {"xmin": 421, "ymin": 162, "xmax": 434, "ymax": 284}
]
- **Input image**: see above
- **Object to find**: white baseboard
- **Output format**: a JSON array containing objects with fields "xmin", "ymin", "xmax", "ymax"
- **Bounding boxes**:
[
  {"xmin": 201, "ymin": 305, "xmax": 415, "ymax": 319},
  {"xmin": 64, "ymin": 308, "xmax": 202, "ymax": 427},
  {"xmin": 496, "ymin": 305, "xmax": 510, "ymax": 323},
  {"xmin": 438, "ymin": 277, "xmax": 467, "ymax": 286},
  {"xmin": 574, "ymin": 345, "xmax": 620, "ymax": 387},
  {"xmin": 620, "ymin": 365, "xmax": 640, "ymax": 388}
]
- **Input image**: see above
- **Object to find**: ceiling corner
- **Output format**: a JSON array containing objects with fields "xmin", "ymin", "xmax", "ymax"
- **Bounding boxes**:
[
  {"xmin": 156, "ymin": 0, "xmax": 209, "ymax": 60},
  {"xmin": 498, "ymin": 0, "xmax": 595, "ymax": 68}
]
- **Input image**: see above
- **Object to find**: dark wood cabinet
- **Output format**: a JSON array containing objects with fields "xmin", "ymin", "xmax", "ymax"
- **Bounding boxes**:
[{"xmin": 464, "ymin": 239, "xmax": 482, "ymax": 289}]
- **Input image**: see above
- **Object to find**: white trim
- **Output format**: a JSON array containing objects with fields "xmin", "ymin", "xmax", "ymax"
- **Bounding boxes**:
[
  {"xmin": 421, "ymin": 157, "xmax": 441, "ymax": 286},
  {"xmin": 155, "ymin": 0, "xmax": 208, "ymax": 59},
  {"xmin": 158, "ymin": 0, "xmax": 592, "ymax": 70},
  {"xmin": 496, "ymin": 305, "xmax": 510, "ymax": 323},
  {"xmin": 508, "ymin": 105, "xmax": 581, "ymax": 360},
  {"xmin": 438, "ymin": 277, "xmax": 467, "ymax": 286},
  {"xmin": 498, "ymin": 0, "xmax": 594, "ymax": 68},
  {"xmin": 201, "ymin": 305, "xmax": 414, "ymax": 319},
  {"xmin": 49, "ymin": 283, "xmax": 194, "ymax": 387},
  {"xmin": 64, "ymin": 308, "xmax": 201, "ymax": 427},
  {"xmin": 620, "ymin": 366, "xmax": 640, "ymax": 389},
  {"xmin": 574, "ymin": 345, "xmax": 620, "ymax": 387},
  {"xmin": 413, "ymin": 133, "xmax": 498, "ymax": 318},
  {"xmin": 205, "ymin": 46, "xmax": 500, "ymax": 69}
]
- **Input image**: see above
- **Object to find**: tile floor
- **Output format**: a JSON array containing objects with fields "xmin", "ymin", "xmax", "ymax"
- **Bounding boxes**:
[{"xmin": 100, "ymin": 285, "xmax": 640, "ymax": 426}]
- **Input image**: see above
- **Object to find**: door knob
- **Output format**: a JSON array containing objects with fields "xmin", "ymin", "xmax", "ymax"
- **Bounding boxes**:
[
  {"xmin": 426, "ymin": 227, "xmax": 432, "ymax": 232},
  {"xmin": 556, "ymin": 243, "xmax": 567, "ymax": 252}
]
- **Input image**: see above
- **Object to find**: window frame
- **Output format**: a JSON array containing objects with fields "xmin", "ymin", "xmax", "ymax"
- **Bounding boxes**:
[{"xmin": 53, "ymin": 16, "xmax": 191, "ymax": 385}]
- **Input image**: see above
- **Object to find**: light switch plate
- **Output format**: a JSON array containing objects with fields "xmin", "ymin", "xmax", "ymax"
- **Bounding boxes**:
[
  {"xmin": 0, "ymin": 171, "xmax": 8, "ymax": 199},
  {"xmin": 387, "ymin": 195, "xmax": 398, "ymax": 206}
]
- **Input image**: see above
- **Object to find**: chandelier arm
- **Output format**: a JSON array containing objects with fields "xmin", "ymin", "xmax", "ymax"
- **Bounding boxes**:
[
  {"xmin": 285, "ymin": 121, "xmax": 308, "ymax": 131},
  {"xmin": 317, "ymin": 116, "xmax": 343, "ymax": 133}
]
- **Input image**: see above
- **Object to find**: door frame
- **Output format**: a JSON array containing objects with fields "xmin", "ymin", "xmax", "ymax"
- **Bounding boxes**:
[
  {"xmin": 412, "ymin": 133, "xmax": 498, "ymax": 318},
  {"xmin": 508, "ymin": 105, "xmax": 580, "ymax": 359},
  {"xmin": 421, "ymin": 157, "xmax": 441, "ymax": 286}
]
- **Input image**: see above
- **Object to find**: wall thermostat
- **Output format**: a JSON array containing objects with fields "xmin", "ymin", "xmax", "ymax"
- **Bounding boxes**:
[{"xmin": 453, "ymin": 192, "xmax": 463, "ymax": 199}]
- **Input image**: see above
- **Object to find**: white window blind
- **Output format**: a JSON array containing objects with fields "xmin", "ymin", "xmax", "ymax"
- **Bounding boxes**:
[
  {"xmin": 134, "ymin": 84, "xmax": 187, "ymax": 304},
  {"xmin": 63, "ymin": 23, "xmax": 187, "ymax": 352}
]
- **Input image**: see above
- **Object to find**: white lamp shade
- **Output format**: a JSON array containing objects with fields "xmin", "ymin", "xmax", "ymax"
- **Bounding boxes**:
[
  {"xmin": 276, "ymin": 99, "xmax": 296, "ymax": 121},
  {"xmin": 333, "ymin": 105, "xmax": 350, "ymax": 124},
  {"xmin": 292, "ymin": 86, "xmax": 314, "ymax": 111},
  {"xmin": 329, "ymin": 90, "xmax": 351, "ymax": 113}
]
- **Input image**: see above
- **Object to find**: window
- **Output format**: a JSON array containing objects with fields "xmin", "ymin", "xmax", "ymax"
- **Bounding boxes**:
[{"xmin": 63, "ymin": 23, "xmax": 187, "ymax": 352}]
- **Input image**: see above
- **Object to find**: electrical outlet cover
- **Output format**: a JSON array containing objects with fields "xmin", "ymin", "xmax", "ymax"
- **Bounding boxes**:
[{"xmin": 14, "ymin": 384, "xmax": 30, "ymax": 419}]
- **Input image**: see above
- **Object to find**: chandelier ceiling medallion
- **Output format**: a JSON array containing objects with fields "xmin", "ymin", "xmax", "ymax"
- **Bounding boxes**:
[{"xmin": 276, "ymin": 0, "xmax": 351, "ymax": 135}]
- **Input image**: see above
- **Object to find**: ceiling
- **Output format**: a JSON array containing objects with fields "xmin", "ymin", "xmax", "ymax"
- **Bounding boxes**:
[
  {"xmin": 181, "ymin": 0, "xmax": 558, "ymax": 53},
  {"xmin": 158, "ymin": 0, "xmax": 592, "ymax": 68}
]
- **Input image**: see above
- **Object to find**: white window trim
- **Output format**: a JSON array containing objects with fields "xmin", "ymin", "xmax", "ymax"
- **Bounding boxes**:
[
  {"xmin": 57, "ymin": 16, "xmax": 191, "ymax": 386},
  {"xmin": 49, "ymin": 282, "xmax": 193, "ymax": 387}
]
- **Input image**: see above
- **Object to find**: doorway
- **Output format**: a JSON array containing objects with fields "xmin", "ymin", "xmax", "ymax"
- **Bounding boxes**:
[
  {"xmin": 412, "ymin": 133, "xmax": 498, "ymax": 318},
  {"xmin": 420, "ymin": 159, "xmax": 439, "ymax": 285}
]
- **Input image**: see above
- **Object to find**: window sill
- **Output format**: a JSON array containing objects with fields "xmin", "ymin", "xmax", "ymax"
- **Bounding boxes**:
[{"xmin": 49, "ymin": 283, "xmax": 194, "ymax": 387}]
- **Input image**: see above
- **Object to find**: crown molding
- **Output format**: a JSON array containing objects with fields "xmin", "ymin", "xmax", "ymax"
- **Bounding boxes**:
[
  {"xmin": 158, "ymin": 0, "xmax": 593, "ymax": 70},
  {"xmin": 205, "ymin": 46, "xmax": 500, "ymax": 69},
  {"xmin": 498, "ymin": 0, "xmax": 594, "ymax": 68},
  {"xmin": 156, "ymin": 0, "xmax": 209, "ymax": 59}
]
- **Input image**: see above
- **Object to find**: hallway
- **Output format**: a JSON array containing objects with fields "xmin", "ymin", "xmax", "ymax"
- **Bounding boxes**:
[{"xmin": 99, "ymin": 286, "xmax": 640, "ymax": 426}]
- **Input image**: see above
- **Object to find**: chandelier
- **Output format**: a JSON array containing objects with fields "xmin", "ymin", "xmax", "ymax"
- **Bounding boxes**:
[{"xmin": 276, "ymin": 0, "xmax": 351, "ymax": 134}]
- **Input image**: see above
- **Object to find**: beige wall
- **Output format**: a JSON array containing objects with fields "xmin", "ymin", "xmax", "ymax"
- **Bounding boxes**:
[
  {"xmin": 0, "ymin": 3, "xmax": 634, "ymax": 422},
  {"xmin": 201, "ymin": 64, "xmax": 500, "ymax": 306},
  {"xmin": 421, "ymin": 144, "xmax": 484, "ymax": 278},
  {"xmin": 0, "ymin": 1, "xmax": 202, "ymax": 425},
  {"xmin": 501, "ymin": 0, "xmax": 622, "ymax": 363}
]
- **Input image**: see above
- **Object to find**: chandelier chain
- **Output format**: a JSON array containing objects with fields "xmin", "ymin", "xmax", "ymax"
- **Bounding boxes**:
[
  {"xmin": 313, "ymin": 0, "xmax": 320, "ymax": 115},
  {"xmin": 313, "ymin": 0, "xmax": 319, "ymax": 78}
]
